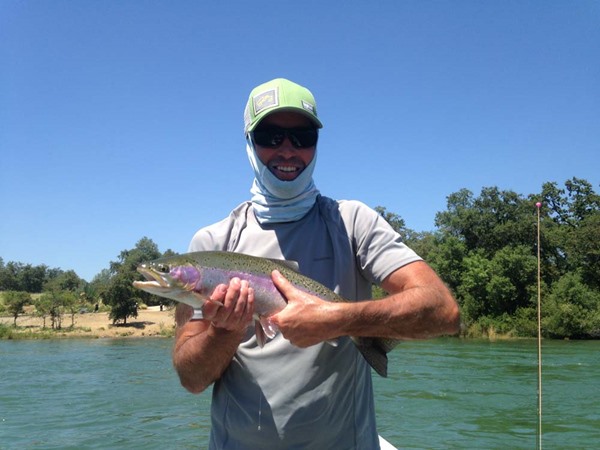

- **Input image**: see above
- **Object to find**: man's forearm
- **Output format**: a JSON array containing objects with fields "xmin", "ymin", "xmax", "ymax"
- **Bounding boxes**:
[
  {"xmin": 335, "ymin": 285, "xmax": 460, "ymax": 340},
  {"xmin": 172, "ymin": 280, "xmax": 254, "ymax": 393},
  {"xmin": 270, "ymin": 261, "xmax": 460, "ymax": 347},
  {"xmin": 172, "ymin": 305, "xmax": 245, "ymax": 393}
]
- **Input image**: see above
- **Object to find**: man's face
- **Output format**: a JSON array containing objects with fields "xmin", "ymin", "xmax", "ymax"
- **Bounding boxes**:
[{"xmin": 252, "ymin": 112, "xmax": 317, "ymax": 182}]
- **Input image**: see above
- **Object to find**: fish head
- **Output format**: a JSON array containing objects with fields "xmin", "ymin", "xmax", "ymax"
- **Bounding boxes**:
[
  {"xmin": 133, "ymin": 260, "xmax": 207, "ymax": 308},
  {"xmin": 132, "ymin": 260, "xmax": 208, "ymax": 309},
  {"xmin": 135, "ymin": 261, "xmax": 202, "ymax": 290}
]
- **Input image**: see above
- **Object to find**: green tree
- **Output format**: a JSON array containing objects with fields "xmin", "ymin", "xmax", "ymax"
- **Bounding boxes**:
[
  {"xmin": 104, "ymin": 237, "xmax": 162, "ymax": 324},
  {"xmin": 435, "ymin": 187, "xmax": 534, "ymax": 256},
  {"xmin": 488, "ymin": 245, "xmax": 538, "ymax": 314},
  {"xmin": 431, "ymin": 180, "xmax": 600, "ymax": 337},
  {"xmin": 544, "ymin": 272, "xmax": 600, "ymax": 338},
  {"xmin": 542, "ymin": 177, "xmax": 600, "ymax": 226},
  {"xmin": 17, "ymin": 264, "xmax": 48, "ymax": 293},
  {"xmin": 570, "ymin": 213, "xmax": 600, "ymax": 289},
  {"xmin": 457, "ymin": 252, "xmax": 491, "ymax": 321},
  {"xmin": 44, "ymin": 270, "xmax": 85, "ymax": 293},
  {"xmin": 61, "ymin": 291, "xmax": 79, "ymax": 327},
  {"xmin": 105, "ymin": 273, "xmax": 140, "ymax": 325},
  {"xmin": 38, "ymin": 290, "xmax": 75, "ymax": 330},
  {"xmin": 35, "ymin": 295, "xmax": 53, "ymax": 328},
  {"xmin": 88, "ymin": 268, "xmax": 112, "ymax": 304},
  {"xmin": 4, "ymin": 291, "xmax": 31, "ymax": 326},
  {"xmin": 0, "ymin": 261, "xmax": 86, "ymax": 293},
  {"xmin": 540, "ymin": 177, "xmax": 600, "ymax": 282},
  {"xmin": 0, "ymin": 261, "xmax": 21, "ymax": 291},
  {"xmin": 426, "ymin": 235, "xmax": 467, "ymax": 294}
]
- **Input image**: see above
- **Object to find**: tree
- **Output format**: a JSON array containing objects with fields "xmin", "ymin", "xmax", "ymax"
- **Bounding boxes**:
[
  {"xmin": 104, "ymin": 237, "xmax": 163, "ymax": 324},
  {"xmin": 457, "ymin": 252, "xmax": 491, "ymax": 321},
  {"xmin": 435, "ymin": 187, "xmax": 534, "ymax": 256},
  {"xmin": 430, "ymin": 179, "xmax": 600, "ymax": 337},
  {"xmin": 542, "ymin": 177, "xmax": 600, "ymax": 226},
  {"xmin": 426, "ymin": 235, "xmax": 467, "ymax": 294},
  {"xmin": 38, "ymin": 291, "xmax": 63, "ymax": 329},
  {"xmin": 544, "ymin": 272, "xmax": 600, "ymax": 338},
  {"xmin": 0, "ymin": 260, "xmax": 86, "ymax": 293},
  {"xmin": 44, "ymin": 270, "xmax": 85, "ymax": 293},
  {"xmin": 17, "ymin": 264, "xmax": 48, "ymax": 293},
  {"xmin": 570, "ymin": 213, "xmax": 600, "ymax": 289},
  {"xmin": 61, "ymin": 291, "xmax": 79, "ymax": 328},
  {"xmin": 34, "ymin": 295, "xmax": 53, "ymax": 328},
  {"xmin": 105, "ymin": 273, "xmax": 140, "ymax": 325},
  {"xmin": 0, "ymin": 261, "xmax": 21, "ymax": 291},
  {"xmin": 4, "ymin": 291, "xmax": 31, "ymax": 326}
]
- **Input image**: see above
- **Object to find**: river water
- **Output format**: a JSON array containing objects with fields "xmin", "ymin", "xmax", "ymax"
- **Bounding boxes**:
[{"xmin": 0, "ymin": 338, "xmax": 598, "ymax": 449}]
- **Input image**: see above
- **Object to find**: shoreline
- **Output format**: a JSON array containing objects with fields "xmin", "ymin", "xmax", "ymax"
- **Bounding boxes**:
[{"xmin": 0, "ymin": 306, "xmax": 176, "ymax": 339}]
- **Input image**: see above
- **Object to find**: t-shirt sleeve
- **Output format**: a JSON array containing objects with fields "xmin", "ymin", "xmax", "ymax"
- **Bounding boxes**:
[
  {"xmin": 340, "ymin": 200, "xmax": 422, "ymax": 285},
  {"xmin": 188, "ymin": 217, "xmax": 232, "ymax": 252},
  {"xmin": 188, "ymin": 202, "xmax": 250, "ymax": 252}
]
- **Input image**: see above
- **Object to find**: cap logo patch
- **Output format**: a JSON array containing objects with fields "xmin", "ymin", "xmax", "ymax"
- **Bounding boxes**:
[
  {"xmin": 253, "ymin": 88, "xmax": 278, "ymax": 116},
  {"xmin": 302, "ymin": 100, "xmax": 315, "ymax": 115}
]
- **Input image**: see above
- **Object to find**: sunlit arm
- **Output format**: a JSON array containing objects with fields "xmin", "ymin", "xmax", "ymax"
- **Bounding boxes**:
[
  {"xmin": 172, "ymin": 307, "xmax": 242, "ymax": 393},
  {"xmin": 271, "ymin": 261, "xmax": 460, "ymax": 347},
  {"xmin": 172, "ymin": 278, "xmax": 254, "ymax": 394},
  {"xmin": 346, "ymin": 261, "xmax": 460, "ymax": 339}
]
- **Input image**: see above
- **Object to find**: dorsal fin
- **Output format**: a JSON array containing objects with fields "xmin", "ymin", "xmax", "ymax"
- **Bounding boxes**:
[{"xmin": 268, "ymin": 258, "xmax": 300, "ymax": 272}]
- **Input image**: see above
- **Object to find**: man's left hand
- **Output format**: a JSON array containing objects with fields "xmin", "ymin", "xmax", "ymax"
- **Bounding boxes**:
[{"xmin": 269, "ymin": 270, "xmax": 339, "ymax": 347}]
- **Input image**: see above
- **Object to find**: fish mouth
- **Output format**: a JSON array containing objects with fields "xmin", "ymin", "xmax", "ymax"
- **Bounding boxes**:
[{"xmin": 136, "ymin": 265, "xmax": 170, "ymax": 287}]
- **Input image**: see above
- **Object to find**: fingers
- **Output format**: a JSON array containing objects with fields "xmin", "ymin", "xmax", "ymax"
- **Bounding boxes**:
[
  {"xmin": 271, "ymin": 270, "xmax": 294, "ymax": 299},
  {"xmin": 202, "ymin": 285, "xmax": 226, "ymax": 319},
  {"xmin": 203, "ymin": 278, "xmax": 254, "ymax": 331}
]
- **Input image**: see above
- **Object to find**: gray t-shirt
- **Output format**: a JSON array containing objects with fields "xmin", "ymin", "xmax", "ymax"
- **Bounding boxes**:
[{"xmin": 189, "ymin": 196, "xmax": 421, "ymax": 449}]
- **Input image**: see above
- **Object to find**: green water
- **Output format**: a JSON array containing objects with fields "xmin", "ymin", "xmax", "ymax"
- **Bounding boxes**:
[{"xmin": 0, "ymin": 338, "xmax": 598, "ymax": 449}]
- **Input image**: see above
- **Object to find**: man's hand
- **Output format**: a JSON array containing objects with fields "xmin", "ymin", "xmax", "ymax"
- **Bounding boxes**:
[
  {"xmin": 173, "ymin": 278, "xmax": 255, "ymax": 394},
  {"xmin": 270, "ymin": 270, "xmax": 339, "ymax": 347},
  {"xmin": 202, "ymin": 277, "xmax": 255, "ymax": 332}
]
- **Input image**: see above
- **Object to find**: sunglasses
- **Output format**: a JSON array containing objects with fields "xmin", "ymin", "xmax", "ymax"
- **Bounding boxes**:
[{"xmin": 251, "ymin": 126, "xmax": 318, "ymax": 149}]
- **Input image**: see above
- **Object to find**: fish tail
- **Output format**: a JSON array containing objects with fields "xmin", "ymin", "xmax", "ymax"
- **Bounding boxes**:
[{"xmin": 353, "ymin": 337, "xmax": 391, "ymax": 378}]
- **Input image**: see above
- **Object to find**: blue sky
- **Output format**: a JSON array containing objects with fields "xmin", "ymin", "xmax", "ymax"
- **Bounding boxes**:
[{"xmin": 1, "ymin": 1, "xmax": 599, "ymax": 281}]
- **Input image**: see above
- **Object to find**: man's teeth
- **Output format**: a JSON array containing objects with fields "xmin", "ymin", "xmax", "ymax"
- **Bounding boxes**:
[{"xmin": 277, "ymin": 166, "xmax": 298, "ymax": 172}]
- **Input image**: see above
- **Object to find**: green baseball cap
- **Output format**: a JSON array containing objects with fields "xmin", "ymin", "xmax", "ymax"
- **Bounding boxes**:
[{"xmin": 244, "ymin": 78, "xmax": 323, "ymax": 134}]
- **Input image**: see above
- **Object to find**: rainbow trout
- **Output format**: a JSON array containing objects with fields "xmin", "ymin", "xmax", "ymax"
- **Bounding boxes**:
[{"xmin": 133, "ymin": 251, "xmax": 397, "ymax": 377}]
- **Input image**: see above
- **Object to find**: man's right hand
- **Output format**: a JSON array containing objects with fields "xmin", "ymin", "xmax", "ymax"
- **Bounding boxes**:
[{"xmin": 202, "ymin": 278, "xmax": 255, "ymax": 332}]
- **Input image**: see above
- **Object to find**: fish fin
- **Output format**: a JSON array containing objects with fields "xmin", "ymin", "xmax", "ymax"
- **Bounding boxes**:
[
  {"xmin": 187, "ymin": 295, "xmax": 224, "ymax": 320},
  {"xmin": 268, "ymin": 258, "xmax": 300, "ymax": 272},
  {"xmin": 202, "ymin": 295, "xmax": 224, "ymax": 307},
  {"xmin": 254, "ymin": 316, "xmax": 279, "ymax": 348},
  {"xmin": 259, "ymin": 316, "xmax": 278, "ymax": 339},
  {"xmin": 255, "ymin": 320, "xmax": 267, "ymax": 348},
  {"xmin": 352, "ymin": 336, "xmax": 399, "ymax": 378}
]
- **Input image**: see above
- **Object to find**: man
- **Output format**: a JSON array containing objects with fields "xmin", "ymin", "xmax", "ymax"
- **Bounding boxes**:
[{"xmin": 173, "ymin": 78, "xmax": 460, "ymax": 449}]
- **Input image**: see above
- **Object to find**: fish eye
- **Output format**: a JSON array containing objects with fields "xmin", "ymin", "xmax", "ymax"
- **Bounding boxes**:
[{"xmin": 156, "ymin": 264, "xmax": 170, "ymax": 273}]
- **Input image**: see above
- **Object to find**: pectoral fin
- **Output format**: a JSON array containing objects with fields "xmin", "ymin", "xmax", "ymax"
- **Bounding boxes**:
[{"xmin": 254, "ymin": 316, "xmax": 279, "ymax": 348}]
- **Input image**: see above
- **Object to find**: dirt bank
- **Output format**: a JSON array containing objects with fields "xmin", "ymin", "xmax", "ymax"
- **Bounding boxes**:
[{"xmin": 0, "ymin": 306, "xmax": 176, "ymax": 338}]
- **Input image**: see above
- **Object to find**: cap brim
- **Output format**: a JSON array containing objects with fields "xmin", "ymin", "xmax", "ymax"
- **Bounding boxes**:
[{"xmin": 247, "ymin": 107, "xmax": 323, "ymax": 133}]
